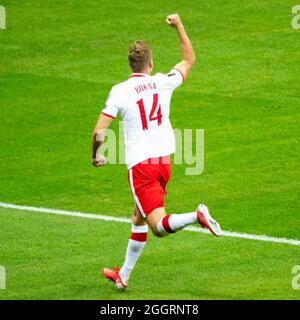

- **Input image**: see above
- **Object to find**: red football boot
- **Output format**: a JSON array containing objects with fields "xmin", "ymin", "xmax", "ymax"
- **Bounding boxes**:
[
  {"xmin": 197, "ymin": 204, "xmax": 222, "ymax": 237},
  {"xmin": 102, "ymin": 267, "xmax": 127, "ymax": 290}
]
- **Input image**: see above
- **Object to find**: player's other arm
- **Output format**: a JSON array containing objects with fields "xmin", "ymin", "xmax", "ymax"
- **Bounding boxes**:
[
  {"xmin": 166, "ymin": 14, "xmax": 196, "ymax": 80},
  {"xmin": 91, "ymin": 114, "xmax": 113, "ymax": 167}
]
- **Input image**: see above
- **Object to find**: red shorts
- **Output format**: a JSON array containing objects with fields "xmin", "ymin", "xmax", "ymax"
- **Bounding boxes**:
[{"xmin": 128, "ymin": 156, "xmax": 171, "ymax": 217}]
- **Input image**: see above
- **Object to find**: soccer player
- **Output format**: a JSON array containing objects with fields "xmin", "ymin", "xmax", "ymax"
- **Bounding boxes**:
[{"xmin": 92, "ymin": 14, "xmax": 221, "ymax": 290}]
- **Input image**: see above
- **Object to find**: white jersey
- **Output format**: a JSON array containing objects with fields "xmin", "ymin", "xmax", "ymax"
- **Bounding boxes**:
[{"xmin": 101, "ymin": 69, "xmax": 184, "ymax": 169}]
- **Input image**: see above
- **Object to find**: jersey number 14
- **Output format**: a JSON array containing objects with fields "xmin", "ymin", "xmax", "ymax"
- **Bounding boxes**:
[{"xmin": 136, "ymin": 93, "xmax": 162, "ymax": 130}]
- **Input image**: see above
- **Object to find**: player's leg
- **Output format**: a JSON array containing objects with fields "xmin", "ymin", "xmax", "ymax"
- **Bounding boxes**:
[
  {"xmin": 118, "ymin": 205, "xmax": 148, "ymax": 286},
  {"xmin": 103, "ymin": 205, "xmax": 148, "ymax": 289},
  {"xmin": 129, "ymin": 158, "xmax": 221, "ymax": 237},
  {"xmin": 131, "ymin": 203, "xmax": 148, "ymax": 226},
  {"xmin": 146, "ymin": 205, "xmax": 221, "ymax": 237},
  {"xmin": 146, "ymin": 206, "xmax": 200, "ymax": 236}
]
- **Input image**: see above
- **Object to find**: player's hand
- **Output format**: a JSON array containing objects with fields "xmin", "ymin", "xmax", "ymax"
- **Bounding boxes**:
[
  {"xmin": 92, "ymin": 155, "xmax": 107, "ymax": 167},
  {"xmin": 166, "ymin": 14, "xmax": 183, "ymax": 28}
]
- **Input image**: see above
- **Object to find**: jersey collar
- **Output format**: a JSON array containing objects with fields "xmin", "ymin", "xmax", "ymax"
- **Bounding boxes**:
[{"xmin": 129, "ymin": 73, "xmax": 149, "ymax": 78}]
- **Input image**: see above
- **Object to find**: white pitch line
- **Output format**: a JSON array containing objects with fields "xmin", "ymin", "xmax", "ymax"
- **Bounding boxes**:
[{"xmin": 0, "ymin": 202, "xmax": 300, "ymax": 247}]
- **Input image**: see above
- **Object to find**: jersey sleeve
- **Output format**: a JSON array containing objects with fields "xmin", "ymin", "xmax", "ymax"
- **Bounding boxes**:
[
  {"xmin": 165, "ymin": 68, "xmax": 184, "ymax": 89},
  {"xmin": 101, "ymin": 87, "xmax": 120, "ymax": 119}
]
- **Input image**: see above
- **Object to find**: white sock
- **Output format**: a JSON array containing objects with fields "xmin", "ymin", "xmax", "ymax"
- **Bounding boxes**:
[
  {"xmin": 157, "ymin": 213, "xmax": 197, "ymax": 236},
  {"xmin": 119, "ymin": 224, "xmax": 148, "ymax": 285}
]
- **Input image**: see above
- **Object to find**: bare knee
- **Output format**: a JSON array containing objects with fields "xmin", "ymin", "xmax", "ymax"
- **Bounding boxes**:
[
  {"xmin": 131, "ymin": 205, "xmax": 147, "ymax": 226},
  {"xmin": 146, "ymin": 207, "xmax": 166, "ymax": 237},
  {"xmin": 131, "ymin": 215, "xmax": 146, "ymax": 226}
]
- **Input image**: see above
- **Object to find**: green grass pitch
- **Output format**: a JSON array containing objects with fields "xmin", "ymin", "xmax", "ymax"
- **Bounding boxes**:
[{"xmin": 0, "ymin": 0, "xmax": 299, "ymax": 299}]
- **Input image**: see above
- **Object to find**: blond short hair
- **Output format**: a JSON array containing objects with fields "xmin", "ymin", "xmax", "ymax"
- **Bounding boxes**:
[{"xmin": 128, "ymin": 40, "xmax": 152, "ymax": 73}]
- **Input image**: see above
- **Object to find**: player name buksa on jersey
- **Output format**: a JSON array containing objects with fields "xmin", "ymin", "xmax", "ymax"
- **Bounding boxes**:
[{"xmin": 134, "ymin": 81, "xmax": 157, "ymax": 94}]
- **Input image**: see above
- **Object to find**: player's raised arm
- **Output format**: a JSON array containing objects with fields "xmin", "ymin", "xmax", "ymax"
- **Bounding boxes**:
[
  {"xmin": 91, "ymin": 113, "xmax": 113, "ymax": 167},
  {"xmin": 166, "ymin": 14, "xmax": 196, "ymax": 80}
]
